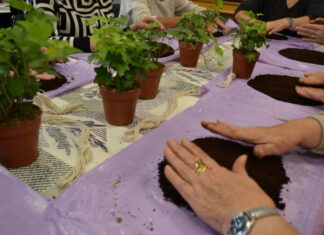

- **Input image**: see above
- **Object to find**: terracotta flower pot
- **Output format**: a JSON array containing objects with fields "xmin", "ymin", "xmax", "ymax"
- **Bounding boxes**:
[
  {"xmin": 139, "ymin": 63, "xmax": 165, "ymax": 100},
  {"xmin": 179, "ymin": 42, "xmax": 203, "ymax": 67},
  {"xmin": 232, "ymin": 50, "xmax": 259, "ymax": 79},
  {"xmin": 0, "ymin": 105, "xmax": 42, "ymax": 168},
  {"xmin": 99, "ymin": 85, "xmax": 140, "ymax": 126}
]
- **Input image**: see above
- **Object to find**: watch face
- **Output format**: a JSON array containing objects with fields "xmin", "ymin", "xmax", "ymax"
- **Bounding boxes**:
[{"xmin": 229, "ymin": 213, "xmax": 250, "ymax": 235}]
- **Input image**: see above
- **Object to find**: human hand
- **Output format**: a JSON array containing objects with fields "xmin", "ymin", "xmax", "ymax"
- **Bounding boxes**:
[
  {"xmin": 215, "ymin": 18, "xmax": 231, "ymax": 34},
  {"xmin": 164, "ymin": 138, "xmax": 275, "ymax": 234},
  {"xmin": 130, "ymin": 16, "xmax": 165, "ymax": 31},
  {"xmin": 30, "ymin": 70, "xmax": 55, "ymax": 80},
  {"xmin": 266, "ymin": 18, "xmax": 290, "ymax": 35},
  {"xmin": 201, "ymin": 119, "xmax": 321, "ymax": 157},
  {"xmin": 295, "ymin": 72, "xmax": 324, "ymax": 102},
  {"xmin": 310, "ymin": 18, "xmax": 324, "ymax": 25},
  {"xmin": 296, "ymin": 23, "xmax": 324, "ymax": 45}
]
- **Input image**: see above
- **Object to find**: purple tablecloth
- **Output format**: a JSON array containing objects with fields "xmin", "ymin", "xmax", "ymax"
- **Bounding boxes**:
[
  {"xmin": 202, "ymin": 62, "xmax": 324, "ymax": 120},
  {"xmin": 43, "ymin": 60, "xmax": 96, "ymax": 98},
  {"xmin": 50, "ymin": 87, "xmax": 324, "ymax": 235},
  {"xmin": 2, "ymin": 83, "xmax": 324, "ymax": 234},
  {"xmin": 259, "ymin": 42, "xmax": 324, "ymax": 73}
]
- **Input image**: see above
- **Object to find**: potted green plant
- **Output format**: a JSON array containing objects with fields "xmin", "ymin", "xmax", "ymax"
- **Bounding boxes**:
[
  {"xmin": 168, "ymin": 8, "xmax": 224, "ymax": 67},
  {"xmin": 135, "ymin": 22, "xmax": 172, "ymax": 99},
  {"xmin": 0, "ymin": 0, "xmax": 78, "ymax": 168},
  {"xmin": 88, "ymin": 17, "xmax": 157, "ymax": 125},
  {"xmin": 232, "ymin": 11, "xmax": 268, "ymax": 79}
]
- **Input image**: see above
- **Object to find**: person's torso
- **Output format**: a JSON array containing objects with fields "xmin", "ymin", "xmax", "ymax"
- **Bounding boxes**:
[
  {"xmin": 53, "ymin": 0, "xmax": 114, "ymax": 37},
  {"xmin": 148, "ymin": 0, "xmax": 177, "ymax": 17},
  {"xmin": 261, "ymin": 0, "xmax": 310, "ymax": 21}
]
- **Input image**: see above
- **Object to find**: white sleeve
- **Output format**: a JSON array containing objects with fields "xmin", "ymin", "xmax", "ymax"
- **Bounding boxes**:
[
  {"xmin": 131, "ymin": 0, "xmax": 153, "ymax": 22},
  {"xmin": 175, "ymin": 0, "xmax": 205, "ymax": 16}
]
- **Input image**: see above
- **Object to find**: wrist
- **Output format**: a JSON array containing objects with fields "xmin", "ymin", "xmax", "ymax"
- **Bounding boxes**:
[
  {"xmin": 299, "ymin": 117, "xmax": 322, "ymax": 149},
  {"xmin": 227, "ymin": 207, "xmax": 280, "ymax": 235},
  {"xmin": 287, "ymin": 17, "xmax": 294, "ymax": 29}
]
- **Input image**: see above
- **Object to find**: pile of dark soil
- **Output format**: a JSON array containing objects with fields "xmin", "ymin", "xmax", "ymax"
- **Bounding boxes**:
[
  {"xmin": 248, "ymin": 74, "xmax": 323, "ymax": 106},
  {"xmin": 39, "ymin": 75, "xmax": 67, "ymax": 92},
  {"xmin": 212, "ymin": 31, "xmax": 224, "ymax": 37},
  {"xmin": 153, "ymin": 42, "xmax": 175, "ymax": 58},
  {"xmin": 158, "ymin": 137, "xmax": 290, "ymax": 211},
  {"xmin": 279, "ymin": 48, "xmax": 324, "ymax": 65},
  {"xmin": 266, "ymin": 34, "xmax": 288, "ymax": 40}
]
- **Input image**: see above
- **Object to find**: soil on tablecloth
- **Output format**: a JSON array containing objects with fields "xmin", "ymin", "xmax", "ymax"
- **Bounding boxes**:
[
  {"xmin": 153, "ymin": 42, "xmax": 175, "ymax": 58},
  {"xmin": 40, "ymin": 74, "xmax": 67, "ymax": 92},
  {"xmin": 266, "ymin": 34, "xmax": 288, "ymax": 40},
  {"xmin": 248, "ymin": 74, "xmax": 323, "ymax": 106},
  {"xmin": 279, "ymin": 48, "xmax": 324, "ymax": 65},
  {"xmin": 212, "ymin": 31, "xmax": 224, "ymax": 37},
  {"xmin": 158, "ymin": 137, "xmax": 289, "ymax": 211}
]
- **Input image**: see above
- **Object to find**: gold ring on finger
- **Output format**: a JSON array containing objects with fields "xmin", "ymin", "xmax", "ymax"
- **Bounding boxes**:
[{"xmin": 194, "ymin": 160, "xmax": 207, "ymax": 175}]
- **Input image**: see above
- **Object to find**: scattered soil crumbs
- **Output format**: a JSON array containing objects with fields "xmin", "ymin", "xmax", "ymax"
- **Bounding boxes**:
[
  {"xmin": 279, "ymin": 48, "xmax": 324, "ymax": 65},
  {"xmin": 159, "ymin": 137, "xmax": 290, "ymax": 211},
  {"xmin": 248, "ymin": 74, "xmax": 323, "ymax": 106}
]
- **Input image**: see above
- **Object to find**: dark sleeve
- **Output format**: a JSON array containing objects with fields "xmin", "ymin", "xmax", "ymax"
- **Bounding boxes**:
[
  {"xmin": 35, "ymin": 0, "xmax": 91, "ymax": 52},
  {"xmin": 304, "ymin": 0, "xmax": 324, "ymax": 19},
  {"xmin": 235, "ymin": 0, "xmax": 265, "ymax": 15}
]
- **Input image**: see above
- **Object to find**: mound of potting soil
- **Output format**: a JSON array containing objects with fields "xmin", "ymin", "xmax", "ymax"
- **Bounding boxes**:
[
  {"xmin": 158, "ymin": 137, "xmax": 289, "ymax": 211},
  {"xmin": 212, "ymin": 31, "xmax": 224, "ymax": 37},
  {"xmin": 266, "ymin": 34, "xmax": 288, "ymax": 40},
  {"xmin": 248, "ymin": 74, "xmax": 323, "ymax": 106},
  {"xmin": 153, "ymin": 42, "xmax": 175, "ymax": 58},
  {"xmin": 40, "ymin": 74, "xmax": 68, "ymax": 92},
  {"xmin": 279, "ymin": 48, "xmax": 324, "ymax": 65}
]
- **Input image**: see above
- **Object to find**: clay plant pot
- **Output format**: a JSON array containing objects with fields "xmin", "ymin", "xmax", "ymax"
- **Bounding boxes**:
[
  {"xmin": 179, "ymin": 42, "xmax": 203, "ymax": 67},
  {"xmin": 99, "ymin": 85, "xmax": 140, "ymax": 126},
  {"xmin": 0, "ymin": 105, "xmax": 42, "ymax": 168},
  {"xmin": 232, "ymin": 50, "xmax": 260, "ymax": 79},
  {"xmin": 139, "ymin": 63, "xmax": 165, "ymax": 100}
]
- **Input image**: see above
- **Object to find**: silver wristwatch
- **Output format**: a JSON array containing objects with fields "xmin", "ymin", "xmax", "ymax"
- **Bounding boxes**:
[
  {"xmin": 287, "ymin": 17, "xmax": 294, "ymax": 28},
  {"xmin": 227, "ymin": 207, "xmax": 279, "ymax": 235}
]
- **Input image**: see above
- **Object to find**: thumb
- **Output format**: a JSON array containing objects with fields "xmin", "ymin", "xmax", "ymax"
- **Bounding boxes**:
[
  {"xmin": 232, "ymin": 154, "xmax": 248, "ymax": 176},
  {"xmin": 253, "ymin": 143, "xmax": 279, "ymax": 158}
]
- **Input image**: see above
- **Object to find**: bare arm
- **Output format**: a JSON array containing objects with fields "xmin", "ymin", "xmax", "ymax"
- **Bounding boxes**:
[
  {"xmin": 201, "ymin": 118, "xmax": 322, "ymax": 158},
  {"xmin": 267, "ymin": 16, "xmax": 311, "ymax": 35},
  {"xmin": 234, "ymin": 10, "xmax": 252, "ymax": 23},
  {"xmin": 250, "ymin": 216, "xmax": 299, "ymax": 235},
  {"xmin": 156, "ymin": 16, "xmax": 182, "ymax": 28}
]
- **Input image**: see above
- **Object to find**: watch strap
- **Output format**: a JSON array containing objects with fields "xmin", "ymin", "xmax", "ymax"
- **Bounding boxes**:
[
  {"xmin": 246, "ymin": 207, "xmax": 279, "ymax": 221},
  {"xmin": 287, "ymin": 17, "xmax": 294, "ymax": 28},
  {"xmin": 228, "ymin": 207, "xmax": 279, "ymax": 235}
]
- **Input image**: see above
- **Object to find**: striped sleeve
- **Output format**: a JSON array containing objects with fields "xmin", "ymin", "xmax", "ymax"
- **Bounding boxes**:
[{"xmin": 35, "ymin": 0, "xmax": 91, "ymax": 52}]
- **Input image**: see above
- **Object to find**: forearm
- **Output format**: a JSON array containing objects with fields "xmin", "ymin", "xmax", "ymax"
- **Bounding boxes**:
[
  {"xmin": 234, "ymin": 11, "xmax": 251, "ymax": 23},
  {"xmin": 289, "ymin": 117, "xmax": 322, "ymax": 149},
  {"xmin": 156, "ymin": 16, "xmax": 182, "ymax": 28},
  {"xmin": 250, "ymin": 216, "xmax": 299, "ymax": 235}
]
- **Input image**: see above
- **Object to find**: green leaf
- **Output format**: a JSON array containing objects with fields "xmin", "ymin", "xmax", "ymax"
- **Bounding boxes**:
[
  {"xmin": 7, "ymin": 76, "xmax": 25, "ymax": 97},
  {"xmin": 94, "ymin": 66, "xmax": 112, "ymax": 86},
  {"xmin": 8, "ymin": 0, "xmax": 32, "ymax": 11}
]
